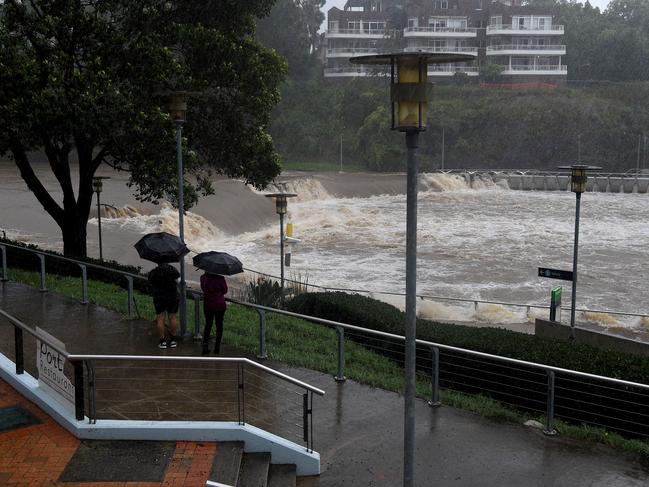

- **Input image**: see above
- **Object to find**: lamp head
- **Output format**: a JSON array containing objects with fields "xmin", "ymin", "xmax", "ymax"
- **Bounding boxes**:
[
  {"xmin": 92, "ymin": 176, "xmax": 110, "ymax": 193},
  {"xmin": 265, "ymin": 192, "xmax": 297, "ymax": 215},
  {"xmin": 169, "ymin": 91, "xmax": 188, "ymax": 123},
  {"xmin": 558, "ymin": 165, "xmax": 601, "ymax": 193}
]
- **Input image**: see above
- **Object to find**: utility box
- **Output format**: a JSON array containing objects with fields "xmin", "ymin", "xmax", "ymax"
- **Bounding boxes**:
[{"xmin": 550, "ymin": 287, "xmax": 562, "ymax": 322}]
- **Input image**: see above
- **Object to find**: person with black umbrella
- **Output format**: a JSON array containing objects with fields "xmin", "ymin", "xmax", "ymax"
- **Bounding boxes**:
[
  {"xmin": 192, "ymin": 251, "xmax": 243, "ymax": 355},
  {"xmin": 149, "ymin": 262, "xmax": 181, "ymax": 349}
]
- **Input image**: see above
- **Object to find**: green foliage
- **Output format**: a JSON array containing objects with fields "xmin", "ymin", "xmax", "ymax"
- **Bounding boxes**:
[
  {"xmin": 245, "ymin": 277, "xmax": 283, "ymax": 307},
  {"xmin": 286, "ymin": 292, "xmax": 649, "ymax": 383},
  {"xmin": 0, "ymin": 0, "xmax": 286, "ymax": 256}
]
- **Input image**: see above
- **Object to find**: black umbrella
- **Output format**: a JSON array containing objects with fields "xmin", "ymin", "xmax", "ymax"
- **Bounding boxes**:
[
  {"xmin": 134, "ymin": 232, "xmax": 189, "ymax": 264},
  {"xmin": 192, "ymin": 251, "xmax": 243, "ymax": 276}
]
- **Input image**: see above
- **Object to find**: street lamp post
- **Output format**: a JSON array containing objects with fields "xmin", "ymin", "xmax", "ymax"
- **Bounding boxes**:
[
  {"xmin": 558, "ymin": 164, "xmax": 601, "ymax": 341},
  {"xmin": 265, "ymin": 192, "xmax": 297, "ymax": 292},
  {"xmin": 92, "ymin": 176, "xmax": 110, "ymax": 261},
  {"xmin": 349, "ymin": 51, "xmax": 475, "ymax": 487},
  {"xmin": 169, "ymin": 92, "xmax": 189, "ymax": 338}
]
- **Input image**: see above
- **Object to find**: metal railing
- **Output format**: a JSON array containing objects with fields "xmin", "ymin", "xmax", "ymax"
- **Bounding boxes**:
[
  {"xmin": 0, "ymin": 307, "xmax": 324, "ymax": 452},
  {"xmin": 486, "ymin": 44, "xmax": 566, "ymax": 52},
  {"xmin": 404, "ymin": 46, "xmax": 478, "ymax": 54},
  {"xmin": 505, "ymin": 64, "xmax": 568, "ymax": 72},
  {"xmin": 486, "ymin": 24, "xmax": 564, "ymax": 33},
  {"xmin": 325, "ymin": 28, "xmax": 386, "ymax": 36},
  {"xmin": 404, "ymin": 26, "xmax": 477, "ymax": 34},
  {"xmin": 326, "ymin": 47, "xmax": 378, "ymax": 57},
  {"xmin": 3, "ymin": 239, "xmax": 649, "ymax": 437}
]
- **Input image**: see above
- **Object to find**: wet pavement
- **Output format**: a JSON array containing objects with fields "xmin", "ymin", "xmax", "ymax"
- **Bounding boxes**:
[{"xmin": 1, "ymin": 281, "xmax": 649, "ymax": 486}]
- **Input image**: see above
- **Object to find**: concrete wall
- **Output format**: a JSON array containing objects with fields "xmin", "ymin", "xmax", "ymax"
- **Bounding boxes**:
[{"xmin": 535, "ymin": 319, "xmax": 649, "ymax": 357}]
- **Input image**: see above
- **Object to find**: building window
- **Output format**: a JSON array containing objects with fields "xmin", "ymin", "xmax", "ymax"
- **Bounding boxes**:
[
  {"xmin": 370, "ymin": 1, "xmax": 382, "ymax": 12},
  {"xmin": 348, "ymin": 20, "xmax": 361, "ymax": 31},
  {"xmin": 441, "ymin": 0, "xmax": 448, "ymax": 9},
  {"xmin": 429, "ymin": 17, "xmax": 448, "ymax": 30},
  {"xmin": 408, "ymin": 17, "xmax": 419, "ymax": 28},
  {"xmin": 364, "ymin": 21, "xmax": 385, "ymax": 33},
  {"xmin": 490, "ymin": 15, "xmax": 502, "ymax": 26},
  {"xmin": 328, "ymin": 21, "xmax": 339, "ymax": 32}
]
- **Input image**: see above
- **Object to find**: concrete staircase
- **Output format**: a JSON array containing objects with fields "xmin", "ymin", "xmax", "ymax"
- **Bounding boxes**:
[{"xmin": 208, "ymin": 442, "xmax": 300, "ymax": 487}]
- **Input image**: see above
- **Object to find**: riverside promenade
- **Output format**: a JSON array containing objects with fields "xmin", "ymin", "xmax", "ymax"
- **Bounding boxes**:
[{"xmin": 1, "ymin": 281, "xmax": 648, "ymax": 486}]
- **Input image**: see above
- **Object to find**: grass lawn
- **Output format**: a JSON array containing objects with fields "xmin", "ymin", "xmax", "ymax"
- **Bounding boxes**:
[{"xmin": 5, "ymin": 268, "xmax": 649, "ymax": 459}]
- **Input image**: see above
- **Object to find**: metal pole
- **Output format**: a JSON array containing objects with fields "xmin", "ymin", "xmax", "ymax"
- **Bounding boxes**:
[
  {"xmin": 637, "ymin": 134, "xmax": 642, "ymax": 174},
  {"xmin": 335, "ymin": 326, "xmax": 346, "ymax": 382},
  {"xmin": 577, "ymin": 134, "xmax": 582, "ymax": 164},
  {"xmin": 79, "ymin": 264, "xmax": 88, "ymax": 305},
  {"xmin": 340, "ymin": 134, "xmax": 343, "ymax": 172},
  {"xmin": 38, "ymin": 254, "xmax": 46, "ymax": 292},
  {"xmin": 280, "ymin": 212, "xmax": 285, "ymax": 292},
  {"xmin": 126, "ymin": 276, "xmax": 134, "ymax": 319},
  {"xmin": 570, "ymin": 192, "xmax": 581, "ymax": 341},
  {"xmin": 73, "ymin": 361, "xmax": 85, "ymax": 421},
  {"xmin": 176, "ymin": 121, "xmax": 187, "ymax": 337},
  {"xmin": 96, "ymin": 190, "xmax": 103, "ymax": 261},
  {"xmin": 428, "ymin": 346, "xmax": 440, "ymax": 407},
  {"xmin": 257, "ymin": 309, "xmax": 267, "ymax": 359},
  {"xmin": 404, "ymin": 130, "xmax": 419, "ymax": 487},
  {"xmin": 441, "ymin": 127, "xmax": 445, "ymax": 170},
  {"xmin": 0, "ymin": 245, "xmax": 7, "ymax": 282},
  {"xmin": 543, "ymin": 370, "xmax": 557, "ymax": 436},
  {"xmin": 14, "ymin": 325, "xmax": 23, "ymax": 375},
  {"xmin": 192, "ymin": 293, "xmax": 202, "ymax": 341}
]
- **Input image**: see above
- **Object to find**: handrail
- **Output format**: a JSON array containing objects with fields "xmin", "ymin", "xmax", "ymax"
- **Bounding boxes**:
[
  {"xmin": 226, "ymin": 298, "xmax": 649, "ymax": 392},
  {"xmin": 0, "ymin": 308, "xmax": 70, "ymax": 358},
  {"xmin": 67, "ymin": 354, "xmax": 325, "ymax": 396}
]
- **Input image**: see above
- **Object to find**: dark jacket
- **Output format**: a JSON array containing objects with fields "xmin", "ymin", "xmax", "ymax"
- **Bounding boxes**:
[
  {"xmin": 148, "ymin": 264, "xmax": 180, "ymax": 300},
  {"xmin": 200, "ymin": 273, "xmax": 228, "ymax": 311}
]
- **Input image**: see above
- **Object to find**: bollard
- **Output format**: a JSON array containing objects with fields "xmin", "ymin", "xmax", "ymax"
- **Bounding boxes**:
[
  {"xmin": 126, "ymin": 276, "xmax": 134, "ymax": 319},
  {"xmin": 192, "ymin": 293, "xmax": 202, "ymax": 341},
  {"xmin": 0, "ymin": 245, "xmax": 7, "ymax": 282},
  {"xmin": 38, "ymin": 254, "xmax": 47, "ymax": 292},
  {"xmin": 428, "ymin": 346, "xmax": 441, "ymax": 407},
  {"xmin": 14, "ymin": 325, "xmax": 23, "ymax": 375},
  {"xmin": 257, "ymin": 309, "xmax": 267, "ymax": 360},
  {"xmin": 334, "ymin": 326, "xmax": 346, "ymax": 382},
  {"xmin": 78, "ymin": 264, "xmax": 88, "ymax": 305},
  {"xmin": 73, "ymin": 361, "xmax": 85, "ymax": 421},
  {"xmin": 543, "ymin": 370, "xmax": 558, "ymax": 436}
]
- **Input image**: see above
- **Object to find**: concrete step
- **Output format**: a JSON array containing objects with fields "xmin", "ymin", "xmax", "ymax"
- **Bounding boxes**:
[
  {"xmin": 238, "ymin": 452, "xmax": 271, "ymax": 487},
  {"xmin": 267, "ymin": 464, "xmax": 296, "ymax": 487},
  {"xmin": 209, "ymin": 441, "xmax": 244, "ymax": 487}
]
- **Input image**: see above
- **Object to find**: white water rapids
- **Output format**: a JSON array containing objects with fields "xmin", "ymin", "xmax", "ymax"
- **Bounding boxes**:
[{"xmin": 2, "ymin": 168, "xmax": 648, "ymax": 332}]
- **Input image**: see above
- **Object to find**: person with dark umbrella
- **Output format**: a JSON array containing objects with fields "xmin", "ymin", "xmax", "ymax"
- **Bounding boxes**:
[
  {"xmin": 149, "ymin": 263, "xmax": 181, "ymax": 349},
  {"xmin": 192, "ymin": 251, "xmax": 243, "ymax": 355},
  {"xmin": 200, "ymin": 272, "xmax": 228, "ymax": 355},
  {"xmin": 135, "ymin": 232, "xmax": 189, "ymax": 349}
]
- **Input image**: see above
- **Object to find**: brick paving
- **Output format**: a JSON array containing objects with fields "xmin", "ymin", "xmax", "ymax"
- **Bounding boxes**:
[{"xmin": 0, "ymin": 379, "xmax": 218, "ymax": 486}]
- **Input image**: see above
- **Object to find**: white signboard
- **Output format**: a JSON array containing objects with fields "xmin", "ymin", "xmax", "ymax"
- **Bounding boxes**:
[{"xmin": 36, "ymin": 327, "xmax": 75, "ymax": 413}]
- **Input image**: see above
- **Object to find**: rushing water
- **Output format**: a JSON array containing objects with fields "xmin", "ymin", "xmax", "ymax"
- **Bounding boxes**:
[{"xmin": 2, "ymin": 166, "xmax": 648, "ymax": 331}]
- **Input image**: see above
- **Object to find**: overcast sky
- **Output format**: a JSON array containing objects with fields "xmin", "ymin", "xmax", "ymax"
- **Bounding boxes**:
[{"xmin": 323, "ymin": 0, "xmax": 611, "ymax": 20}]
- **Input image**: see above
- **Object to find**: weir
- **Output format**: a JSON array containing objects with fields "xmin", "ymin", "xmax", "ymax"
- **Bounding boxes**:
[{"xmin": 442, "ymin": 170, "xmax": 649, "ymax": 194}]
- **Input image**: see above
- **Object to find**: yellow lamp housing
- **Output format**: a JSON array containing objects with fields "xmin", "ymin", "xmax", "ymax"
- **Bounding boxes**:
[
  {"xmin": 391, "ymin": 56, "xmax": 432, "ymax": 132},
  {"xmin": 558, "ymin": 164, "xmax": 601, "ymax": 194},
  {"xmin": 265, "ymin": 192, "xmax": 298, "ymax": 215},
  {"xmin": 169, "ymin": 92, "xmax": 188, "ymax": 123}
]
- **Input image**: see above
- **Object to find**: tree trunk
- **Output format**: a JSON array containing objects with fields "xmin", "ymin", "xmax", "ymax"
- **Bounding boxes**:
[{"xmin": 62, "ymin": 219, "xmax": 88, "ymax": 258}]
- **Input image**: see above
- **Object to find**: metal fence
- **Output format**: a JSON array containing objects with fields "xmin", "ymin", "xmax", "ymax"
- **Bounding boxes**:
[{"xmin": 2, "ymin": 241, "xmax": 649, "ymax": 438}]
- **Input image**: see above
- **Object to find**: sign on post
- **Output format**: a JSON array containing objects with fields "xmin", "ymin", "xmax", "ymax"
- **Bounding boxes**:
[
  {"xmin": 36, "ymin": 327, "xmax": 75, "ymax": 414},
  {"xmin": 550, "ymin": 287, "xmax": 562, "ymax": 322},
  {"xmin": 538, "ymin": 267, "xmax": 574, "ymax": 281}
]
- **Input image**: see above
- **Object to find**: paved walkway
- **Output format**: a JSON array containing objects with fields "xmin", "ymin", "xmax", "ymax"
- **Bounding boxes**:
[{"xmin": 1, "ymin": 281, "xmax": 649, "ymax": 486}]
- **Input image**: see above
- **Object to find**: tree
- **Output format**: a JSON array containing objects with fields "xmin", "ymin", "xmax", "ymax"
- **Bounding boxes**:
[{"xmin": 0, "ymin": 0, "xmax": 286, "ymax": 257}]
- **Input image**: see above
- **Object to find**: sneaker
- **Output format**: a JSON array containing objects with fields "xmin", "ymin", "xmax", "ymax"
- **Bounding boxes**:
[
  {"xmin": 169, "ymin": 336, "xmax": 178, "ymax": 348},
  {"xmin": 158, "ymin": 339, "xmax": 168, "ymax": 349}
]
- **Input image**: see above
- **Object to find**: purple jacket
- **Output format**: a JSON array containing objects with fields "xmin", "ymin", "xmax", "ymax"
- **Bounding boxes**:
[{"xmin": 201, "ymin": 274, "xmax": 228, "ymax": 311}]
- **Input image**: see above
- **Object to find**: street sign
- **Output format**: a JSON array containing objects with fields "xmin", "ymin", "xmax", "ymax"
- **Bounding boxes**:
[{"xmin": 538, "ymin": 267, "xmax": 574, "ymax": 281}]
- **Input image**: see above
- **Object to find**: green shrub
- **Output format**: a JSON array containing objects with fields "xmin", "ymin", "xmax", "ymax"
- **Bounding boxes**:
[{"xmin": 286, "ymin": 292, "xmax": 649, "ymax": 384}]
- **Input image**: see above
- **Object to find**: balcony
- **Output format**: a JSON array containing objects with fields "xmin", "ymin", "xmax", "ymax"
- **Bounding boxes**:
[
  {"xmin": 501, "ymin": 64, "xmax": 568, "ymax": 75},
  {"xmin": 427, "ymin": 66, "xmax": 479, "ymax": 77},
  {"xmin": 404, "ymin": 46, "xmax": 478, "ymax": 56},
  {"xmin": 326, "ymin": 47, "xmax": 379, "ymax": 58},
  {"xmin": 403, "ymin": 26, "xmax": 477, "ymax": 38},
  {"xmin": 324, "ymin": 66, "xmax": 388, "ymax": 78},
  {"xmin": 486, "ymin": 44, "xmax": 566, "ymax": 56},
  {"xmin": 486, "ymin": 24, "xmax": 564, "ymax": 35},
  {"xmin": 325, "ymin": 28, "xmax": 386, "ymax": 39}
]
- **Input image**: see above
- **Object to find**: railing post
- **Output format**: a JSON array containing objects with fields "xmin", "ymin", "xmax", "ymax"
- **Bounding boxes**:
[
  {"xmin": 78, "ymin": 264, "xmax": 88, "ymax": 305},
  {"xmin": 302, "ymin": 392, "xmax": 312, "ymax": 452},
  {"xmin": 543, "ymin": 370, "xmax": 557, "ymax": 436},
  {"xmin": 257, "ymin": 309, "xmax": 267, "ymax": 360},
  {"xmin": 14, "ymin": 325, "xmax": 24, "ymax": 375},
  {"xmin": 237, "ymin": 363, "xmax": 245, "ymax": 425},
  {"xmin": 192, "ymin": 292, "xmax": 202, "ymax": 341},
  {"xmin": 125, "ymin": 276, "xmax": 134, "ymax": 319},
  {"xmin": 335, "ymin": 326, "xmax": 346, "ymax": 382},
  {"xmin": 0, "ymin": 245, "xmax": 8, "ymax": 282},
  {"xmin": 85, "ymin": 361, "xmax": 97, "ymax": 424},
  {"xmin": 73, "ymin": 361, "xmax": 85, "ymax": 421},
  {"xmin": 38, "ymin": 254, "xmax": 47, "ymax": 292},
  {"xmin": 428, "ymin": 346, "xmax": 441, "ymax": 407}
]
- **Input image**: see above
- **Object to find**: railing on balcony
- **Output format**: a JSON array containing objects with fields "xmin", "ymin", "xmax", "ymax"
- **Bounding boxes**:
[
  {"xmin": 404, "ymin": 46, "xmax": 478, "ymax": 54},
  {"xmin": 324, "ymin": 66, "xmax": 388, "ymax": 77},
  {"xmin": 506, "ymin": 64, "xmax": 567, "ymax": 71},
  {"xmin": 326, "ymin": 28, "xmax": 386, "ymax": 36},
  {"xmin": 404, "ymin": 26, "xmax": 477, "ymax": 35},
  {"xmin": 428, "ymin": 66, "xmax": 479, "ymax": 75},
  {"xmin": 326, "ymin": 47, "xmax": 378, "ymax": 57},
  {"xmin": 487, "ymin": 44, "xmax": 566, "ymax": 52},
  {"xmin": 487, "ymin": 24, "xmax": 564, "ymax": 34}
]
